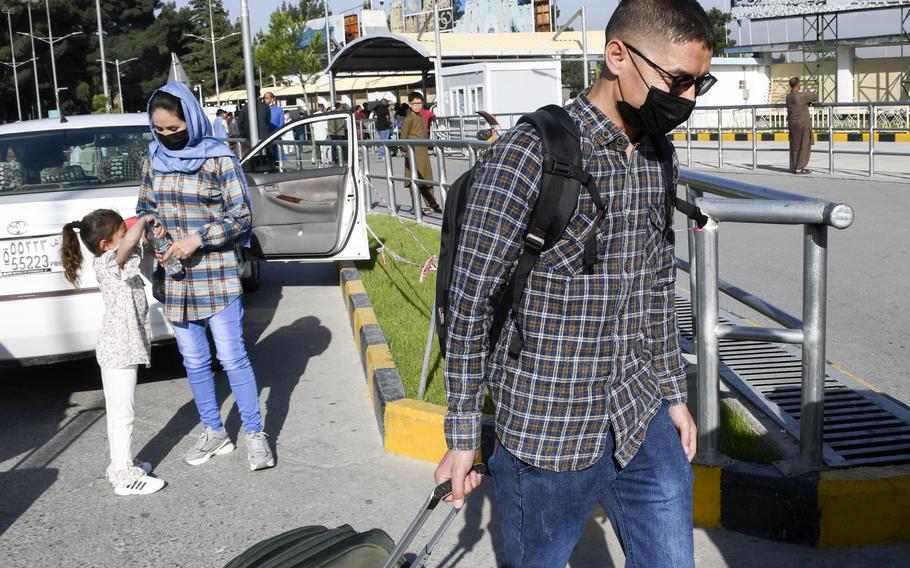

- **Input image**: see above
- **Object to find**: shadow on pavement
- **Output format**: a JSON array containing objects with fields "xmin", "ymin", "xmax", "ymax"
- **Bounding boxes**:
[{"xmin": 0, "ymin": 355, "xmax": 105, "ymax": 537}]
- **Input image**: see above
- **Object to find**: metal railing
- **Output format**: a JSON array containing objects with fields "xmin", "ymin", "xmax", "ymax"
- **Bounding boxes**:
[
  {"xmin": 681, "ymin": 170, "xmax": 854, "ymax": 469},
  {"xmin": 429, "ymin": 101, "xmax": 910, "ymax": 177},
  {"xmin": 359, "ymin": 138, "xmax": 490, "ymax": 224},
  {"xmin": 356, "ymin": 136, "xmax": 855, "ymax": 469}
]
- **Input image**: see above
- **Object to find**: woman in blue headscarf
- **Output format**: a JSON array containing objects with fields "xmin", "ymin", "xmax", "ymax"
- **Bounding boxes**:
[{"xmin": 136, "ymin": 82, "xmax": 274, "ymax": 472}]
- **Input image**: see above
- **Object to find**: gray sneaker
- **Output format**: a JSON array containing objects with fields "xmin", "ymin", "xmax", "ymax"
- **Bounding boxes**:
[
  {"xmin": 184, "ymin": 426, "xmax": 234, "ymax": 466},
  {"xmin": 245, "ymin": 431, "xmax": 275, "ymax": 471}
]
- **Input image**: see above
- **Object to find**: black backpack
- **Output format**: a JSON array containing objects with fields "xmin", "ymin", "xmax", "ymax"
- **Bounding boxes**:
[{"xmin": 434, "ymin": 105, "xmax": 705, "ymax": 358}]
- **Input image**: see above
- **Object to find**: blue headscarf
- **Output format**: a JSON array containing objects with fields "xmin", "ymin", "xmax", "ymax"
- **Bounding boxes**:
[
  {"xmin": 146, "ymin": 81, "xmax": 237, "ymax": 174},
  {"xmin": 146, "ymin": 81, "xmax": 251, "ymax": 247}
]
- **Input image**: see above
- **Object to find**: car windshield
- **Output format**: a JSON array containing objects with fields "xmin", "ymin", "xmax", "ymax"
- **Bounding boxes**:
[{"xmin": 0, "ymin": 126, "xmax": 152, "ymax": 195}]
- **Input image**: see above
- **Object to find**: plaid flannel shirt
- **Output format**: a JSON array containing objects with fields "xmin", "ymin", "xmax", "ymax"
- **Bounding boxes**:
[
  {"xmin": 136, "ymin": 156, "xmax": 250, "ymax": 323},
  {"xmin": 444, "ymin": 94, "xmax": 686, "ymax": 471}
]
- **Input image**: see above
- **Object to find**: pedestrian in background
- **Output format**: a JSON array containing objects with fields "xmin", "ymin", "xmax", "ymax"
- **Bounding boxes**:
[
  {"xmin": 374, "ymin": 98, "xmax": 392, "ymax": 157},
  {"xmin": 436, "ymin": 1, "xmax": 716, "ymax": 565},
  {"xmin": 263, "ymin": 91, "xmax": 284, "ymax": 134},
  {"xmin": 237, "ymin": 85, "xmax": 269, "ymax": 144},
  {"xmin": 137, "ymin": 82, "xmax": 275, "ymax": 473},
  {"xmin": 60, "ymin": 211, "xmax": 166, "ymax": 496},
  {"xmin": 213, "ymin": 108, "xmax": 228, "ymax": 142},
  {"xmin": 786, "ymin": 76, "xmax": 818, "ymax": 175},
  {"xmin": 401, "ymin": 91, "xmax": 440, "ymax": 215}
]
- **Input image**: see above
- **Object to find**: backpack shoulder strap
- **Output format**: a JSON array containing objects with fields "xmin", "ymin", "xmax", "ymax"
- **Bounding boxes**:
[
  {"xmin": 488, "ymin": 105, "xmax": 599, "ymax": 357},
  {"xmin": 649, "ymin": 133, "xmax": 708, "ymax": 228}
]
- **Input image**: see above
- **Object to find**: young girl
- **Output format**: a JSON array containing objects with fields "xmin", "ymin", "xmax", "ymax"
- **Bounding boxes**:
[{"xmin": 61, "ymin": 210, "xmax": 166, "ymax": 496}]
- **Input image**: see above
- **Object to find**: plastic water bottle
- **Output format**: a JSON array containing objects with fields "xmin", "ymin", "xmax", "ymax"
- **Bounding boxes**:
[{"xmin": 146, "ymin": 223, "xmax": 185, "ymax": 279}]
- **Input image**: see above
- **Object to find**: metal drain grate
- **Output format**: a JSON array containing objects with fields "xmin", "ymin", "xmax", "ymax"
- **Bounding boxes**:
[{"xmin": 676, "ymin": 294, "xmax": 910, "ymax": 467}]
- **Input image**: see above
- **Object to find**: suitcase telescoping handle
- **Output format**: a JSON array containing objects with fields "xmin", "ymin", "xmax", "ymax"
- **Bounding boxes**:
[{"xmin": 382, "ymin": 463, "xmax": 488, "ymax": 568}]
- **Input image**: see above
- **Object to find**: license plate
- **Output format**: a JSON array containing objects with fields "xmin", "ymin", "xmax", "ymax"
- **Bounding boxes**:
[{"xmin": 0, "ymin": 235, "xmax": 64, "ymax": 277}]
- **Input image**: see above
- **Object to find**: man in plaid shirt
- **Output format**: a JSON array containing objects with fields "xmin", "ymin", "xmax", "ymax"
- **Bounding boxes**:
[{"xmin": 435, "ymin": 1, "xmax": 717, "ymax": 565}]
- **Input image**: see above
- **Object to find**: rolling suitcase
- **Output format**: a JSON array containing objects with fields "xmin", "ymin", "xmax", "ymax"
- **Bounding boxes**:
[{"xmin": 224, "ymin": 464, "xmax": 487, "ymax": 568}]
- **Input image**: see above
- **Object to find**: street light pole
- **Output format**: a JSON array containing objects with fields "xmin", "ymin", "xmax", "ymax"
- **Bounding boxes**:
[
  {"xmin": 2, "ymin": 8, "xmax": 23, "ymax": 121},
  {"xmin": 94, "ymin": 0, "xmax": 110, "ymax": 112},
  {"xmin": 184, "ymin": 0, "xmax": 239, "ymax": 108},
  {"xmin": 21, "ymin": 0, "xmax": 41, "ymax": 119},
  {"xmin": 239, "ymin": 0, "xmax": 259, "ymax": 145},
  {"xmin": 324, "ymin": 0, "xmax": 335, "ymax": 105},
  {"xmin": 44, "ymin": 0, "xmax": 61, "ymax": 116}
]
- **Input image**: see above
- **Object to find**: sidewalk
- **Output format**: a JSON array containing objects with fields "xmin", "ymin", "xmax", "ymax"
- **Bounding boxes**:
[{"xmin": 1, "ymin": 261, "xmax": 908, "ymax": 566}]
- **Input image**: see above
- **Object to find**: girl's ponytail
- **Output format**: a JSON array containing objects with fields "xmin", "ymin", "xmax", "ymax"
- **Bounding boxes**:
[{"xmin": 61, "ymin": 221, "xmax": 84, "ymax": 287}]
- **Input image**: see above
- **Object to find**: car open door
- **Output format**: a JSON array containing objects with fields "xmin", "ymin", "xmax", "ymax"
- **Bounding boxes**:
[{"xmin": 239, "ymin": 111, "xmax": 368, "ymax": 261}]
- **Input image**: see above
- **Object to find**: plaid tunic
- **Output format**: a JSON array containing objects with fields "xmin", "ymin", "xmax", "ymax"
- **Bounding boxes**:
[
  {"xmin": 136, "ymin": 156, "xmax": 250, "ymax": 323},
  {"xmin": 444, "ymin": 94, "xmax": 686, "ymax": 471}
]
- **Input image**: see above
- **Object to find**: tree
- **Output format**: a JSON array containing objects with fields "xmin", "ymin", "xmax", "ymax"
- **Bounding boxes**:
[
  {"xmin": 0, "ymin": 0, "xmax": 195, "ymax": 121},
  {"xmin": 707, "ymin": 8, "xmax": 736, "ymax": 57},
  {"xmin": 254, "ymin": 6, "xmax": 324, "ymax": 110},
  {"xmin": 279, "ymin": 0, "xmax": 327, "ymax": 22},
  {"xmin": 182, "ymin": 0, "xmax": 246, "ymax": 99}
]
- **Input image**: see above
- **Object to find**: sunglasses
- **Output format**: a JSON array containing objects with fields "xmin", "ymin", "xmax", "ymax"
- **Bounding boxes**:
[{"xmin": 624, "ymin": 43, "xmax": 717, "ymax": 97}]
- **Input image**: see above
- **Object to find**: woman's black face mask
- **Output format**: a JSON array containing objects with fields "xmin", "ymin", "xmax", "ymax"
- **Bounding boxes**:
[{"xmin": 158, "ymin": 128, "xmax": 189, "ymax": 151}]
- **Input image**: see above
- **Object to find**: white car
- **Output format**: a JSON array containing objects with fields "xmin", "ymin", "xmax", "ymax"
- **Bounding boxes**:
[{"xmin": 0, "ymin": 111, "xmax": 367, "ymax": 365}]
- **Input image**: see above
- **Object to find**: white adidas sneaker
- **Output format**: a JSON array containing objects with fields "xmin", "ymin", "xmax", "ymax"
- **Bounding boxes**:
[{"xmin": 113, "ymin": 475, "xmax": 165, "ymax": 496}]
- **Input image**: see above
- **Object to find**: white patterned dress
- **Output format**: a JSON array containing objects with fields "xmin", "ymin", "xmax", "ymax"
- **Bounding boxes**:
[{"xmin": 93, "ymin": 246, "xmax": 151, "ymax": 369}]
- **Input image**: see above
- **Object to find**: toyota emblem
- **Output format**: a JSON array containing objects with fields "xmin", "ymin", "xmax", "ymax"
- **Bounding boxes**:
[{"xmin": 7, "ymin": 220, "xmax": 28, "ymax": 236}]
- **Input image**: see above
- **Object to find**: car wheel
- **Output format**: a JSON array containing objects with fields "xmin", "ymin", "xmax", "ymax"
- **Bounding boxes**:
[{"xmin": 240, "ymin": 258, "xmax": 261, "ymax": 293}]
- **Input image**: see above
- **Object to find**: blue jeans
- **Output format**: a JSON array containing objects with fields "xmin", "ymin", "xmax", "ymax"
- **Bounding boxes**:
[
  {"xmin": 172, "ymin": 296, "xmax": 263, "ymax": 433},
  {"xmin": 377, "ymin": 129, "xmax": 390, "ymax": 156},
  {"xmin": 489, "ymin": 401, "xmax": 694, "ymax": 568}
]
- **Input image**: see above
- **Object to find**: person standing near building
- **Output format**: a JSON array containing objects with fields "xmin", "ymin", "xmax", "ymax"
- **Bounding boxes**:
[
  {"xmin": 374, "ymin": 98, "xmax": 392, "ymax": 157},
  {"xmin": 434, "ymin": 1, "xmax": 717, "ymax": 566},
  {"xmin": 212, "ymin": 109, "xmax": 228, "ymax": 142},
  {"xmin": 263, "ymin": 91, "xmax": 285, "ymax": 134},
  {"xmin": 786, "ymin": 76, "xmax": 818, "ymax": 175},
  {"xmin": 401, "ymin": 91, "xmax": 440, "ymax": 215}
]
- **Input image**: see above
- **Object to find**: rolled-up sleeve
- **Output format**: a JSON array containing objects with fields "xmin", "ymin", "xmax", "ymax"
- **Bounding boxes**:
[
  {"xmin": 196, "ymin": 157, "xmax": 251, "ymax": 248},
  {"xmin": 444, "ymin": 126, "xmax": 542, "ymax": 450}
]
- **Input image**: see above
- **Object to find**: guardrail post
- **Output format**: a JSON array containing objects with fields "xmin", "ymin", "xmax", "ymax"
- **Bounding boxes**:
[
  {"xmin": 435, "ymin": 143, "xmax": 449, "ymax": 207},
  {"xmin": 868, "ymin": 103, "xmax": 875, "ymax": 177},
  {"xmin": 800, "ymin": 223, "xmax": 828, "ymax": 469},
  {"xmin": 686, "ymin": 187, "xmax": 700, "ymax": 337},
  {"xmin": 362, "ymin": 145, "xmax": 373, "ymax": 213},
  {"xmin": 828, "ymin": 105, "xmax": 834, "ymax": 175},
  {"xmin": 751, "ymin": 106, "xmax": 757, "ymax": 171},
  {"xmin": 383, "ymin": 148, "xmax": 398, "ymax": 216},
  {"xmin": 407, "ymin": 145, "xmax": 424, "ymax": 223},
  {"xmin": 717, "ymin": 108, "xmax": 723, "ymax": 169},
  {"xmin": 694, "ymin": 219, "xmax": 721, "ymax": 462}
]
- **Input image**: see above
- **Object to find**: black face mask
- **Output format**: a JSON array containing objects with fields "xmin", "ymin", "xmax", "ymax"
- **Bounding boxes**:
[
  {"xmin": 617, "ymin": 86, "xmax": 696, "ymax": 136},
  {"xmin": 158, "ymin": 129, "xmax": 189, "ymax": 151}
]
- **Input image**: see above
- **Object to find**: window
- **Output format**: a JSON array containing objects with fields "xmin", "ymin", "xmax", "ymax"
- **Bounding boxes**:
[
  {"xmin": 469, "ymin": 86, "xmax": 484, "ymax": 113},
  {"xmin": 0, "ymin": 126, "xmax": 152, "ymax": 195},
  {"xmin": 244, "ymin": 116, "xmax": 350, "ymax": 174}
]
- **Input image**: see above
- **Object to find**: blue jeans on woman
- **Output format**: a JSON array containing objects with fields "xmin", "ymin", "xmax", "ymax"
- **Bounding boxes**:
[
  {"xmin": 172, "ymin": 296, "xmax": 263, "ymax": 433},
  {"xmin": 488, "ymin": 401, "xmax": 694, "ymax": 568}
]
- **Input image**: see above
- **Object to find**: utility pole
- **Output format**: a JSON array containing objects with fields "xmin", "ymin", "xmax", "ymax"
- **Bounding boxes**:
[
  {"xmin": 240, "ymin": 0, "xmax": 259, "ymax": 145},
  {"xmin": 324, "ymin": 0, "xmax": 335, "ymax": 106},
  {"xmin": 94, "ymin": 0, "xmax": 110, "ymax": 112},
  {"xmin": 114, "ymin": 58, "xmax": 136, "ymax": 112},
  {"xmin": 2, "ymin": 7, "xmax": 25, "ymax": 121},
  {"xmin": 184, "ymin": 0, "xmax": 239, "ymax": 107},
  {"xmin": 20, "ymin": 0, "xmax": 41, "ymax": 119},
  {"xmin": 44, "ymin": 0, "xmax": 60, "ymax": 116}
]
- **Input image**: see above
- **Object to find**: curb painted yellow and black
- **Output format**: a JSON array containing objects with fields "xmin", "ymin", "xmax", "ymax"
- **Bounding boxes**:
[
  {"xmin": 339, "ymin": 261, "xmax": 910, "ymax": 547},
  {"xmin": 670, "ymin": 131, "xmax": 910, "ymax": 143}
]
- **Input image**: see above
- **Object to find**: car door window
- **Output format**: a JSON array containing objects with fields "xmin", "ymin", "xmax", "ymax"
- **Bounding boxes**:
[{"xmin": 244, "ymin": 116, "xmax": 350, "ymax": 175}]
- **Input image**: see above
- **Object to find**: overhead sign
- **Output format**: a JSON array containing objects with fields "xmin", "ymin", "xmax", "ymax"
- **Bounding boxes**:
[
  {"xmin": 390, "ymin": 0, "xmax": 550, "ymax": 34},
  {"xmin": 732, "ymin": 0, "xmax": 910, "ymax": 20}
]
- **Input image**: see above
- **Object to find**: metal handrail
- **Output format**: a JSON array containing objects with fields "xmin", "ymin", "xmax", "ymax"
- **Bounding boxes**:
[
  {"xmin": 681, "ymin": 173, "xmax": 854, "ymax": 470},
  {"xmin": 358, "ymin": 136, "xmax": 854, "ymax": 469}
]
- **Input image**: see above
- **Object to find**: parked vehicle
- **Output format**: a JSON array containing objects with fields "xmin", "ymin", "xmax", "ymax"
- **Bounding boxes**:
[{"xmin": 0, "ymin": 111, "xmax": 367, "ymax": 366}]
